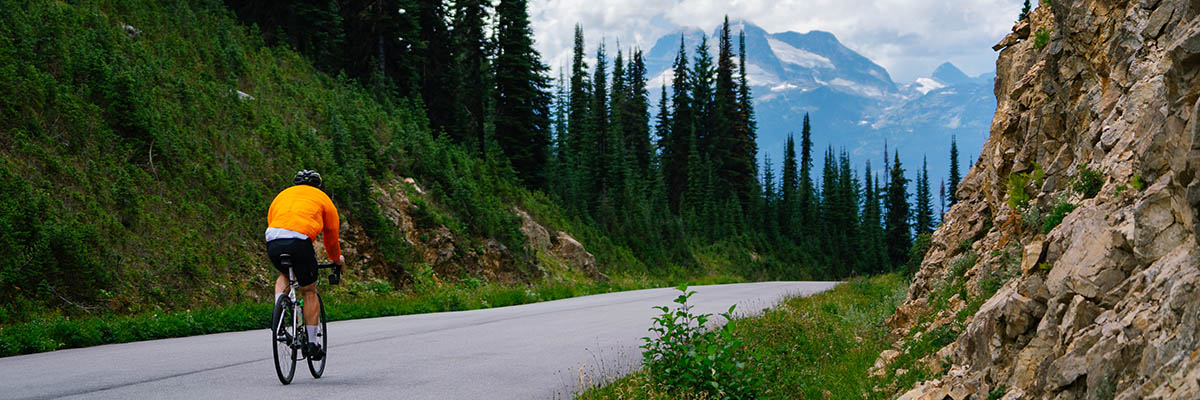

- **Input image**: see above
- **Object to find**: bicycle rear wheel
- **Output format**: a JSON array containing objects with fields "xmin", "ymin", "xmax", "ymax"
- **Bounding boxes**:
[
  {"xmin": 307, "ymin": 294, "xmax": 327, "ymax": 378},
  {"xmin": 272, "ymin": 297, "xmax": 298, "ymax": 384}
]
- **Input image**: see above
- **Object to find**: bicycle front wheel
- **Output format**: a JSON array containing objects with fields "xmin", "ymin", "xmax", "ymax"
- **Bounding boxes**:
[
  {"xmin": 308, "ymin": 294, "xmax": 327, "ymax": 378},
  {"xmin": 272, "ymin": 297, "xmax": 298, "ymax": 384}
]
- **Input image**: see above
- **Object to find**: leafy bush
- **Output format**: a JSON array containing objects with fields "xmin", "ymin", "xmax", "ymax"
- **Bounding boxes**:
[
  {"xmin": 1131, "ymin": 173, "xmax": 1146, "ymax": 191},
  {"xmin": 1071, "ymin": 166, "xmax": 1103, "ymax": 199},
  {"xmin": 0, "ymin": 164, "xmax": 113, "ymax": 315},
  {"xmin": 1042, "ymin": 200, "xmax": 1078, "ymax": 233},
  {"xmin": 1033, "ymin": 28, "xmax": 1051, "ymax": 49},
  {"xmin": 1006, "ymin": 172, "xmax": 1031, "ymax": 209},
  {"xmin": 641, "ymin": 285, "xmax": 757, "ymax": 399},
  {"xmin": 582, "ymin": 275, "xmax": 909, "ymax": 400},
  {"xmin": 1021, "ymin": 204, "xmax": 1043, "ymax": 231}
]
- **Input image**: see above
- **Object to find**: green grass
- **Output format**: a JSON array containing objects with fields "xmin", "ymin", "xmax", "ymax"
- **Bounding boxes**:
[
  {"xmin": 0, "ymin": 273, "xmax": 689, "ymax": 357},
  {"xmin": 577, "ymin": 274, "xmax": 909, "ymax": 400}
]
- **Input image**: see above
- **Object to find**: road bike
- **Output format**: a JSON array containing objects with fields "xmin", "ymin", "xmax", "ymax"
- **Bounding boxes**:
[{"xmin": 271, "ymin": 255, "xmax": 341, "ymax": 385}]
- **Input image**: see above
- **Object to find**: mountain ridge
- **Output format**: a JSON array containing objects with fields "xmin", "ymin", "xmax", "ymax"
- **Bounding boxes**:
[{"xmin": 645, "ymin": 20, "xmax": 995, "ymax": 185}]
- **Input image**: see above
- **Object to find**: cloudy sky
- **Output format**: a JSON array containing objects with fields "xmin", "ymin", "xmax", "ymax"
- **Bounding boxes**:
[{"xmin": 529, "ymin": 0, "xmax": 1024, "ymax": 83}]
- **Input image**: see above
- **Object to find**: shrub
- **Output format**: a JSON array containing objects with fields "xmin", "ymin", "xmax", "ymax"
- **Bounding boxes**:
[
  {"xmin": 1021, "ymin": 204, "xmax": 1043, "ymax": 232},
  {"xmin": 1131, "ymin": 173, "xmax": 1146, "ymax": 191},
  {"xmin": 1042, "ymin": 200, "xmax": 1078, "ymax": 233},
  {"xmin": 641, "ymin": 285, "xmax": 757, "ymax": 399},
  {"xmin": 1071, "ymin": 166, "xmax": 1103, "ymax": 199},
  {"xmin": 1033, "ymin": 28, "xmax": 1051, "ymax": 49},
  {"xmin": 0, "ymin": 164, "xmax": 113, "ymax": 318},
  {"xmin": 1006, "ymin": 173, "xmax": 1031, "ymax": 209}
]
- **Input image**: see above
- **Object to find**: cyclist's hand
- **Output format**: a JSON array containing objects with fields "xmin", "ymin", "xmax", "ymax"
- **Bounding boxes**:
[{"xmin": 336, "ymin": 255, "xmax": 345, "ymax": 266}]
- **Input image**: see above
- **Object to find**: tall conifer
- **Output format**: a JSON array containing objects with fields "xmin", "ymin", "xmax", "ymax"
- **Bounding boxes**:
[
  {"xmin": 948, "ymin": 135, "xmax": 961, "ymax": 206},
  {"xmin": 884, "ymin": 152, "xmax": 911, "ymax": 268},
  {"xmin": 493, "ymin": 0, "xmax": 552, "ymax": 188},
  {"xmin": 663, "ymin": 37, "xmax": 693, "ymax": 213},
  {"xmin": 915, "ymin": 156, "xmax": 934, "ymax": 235}
]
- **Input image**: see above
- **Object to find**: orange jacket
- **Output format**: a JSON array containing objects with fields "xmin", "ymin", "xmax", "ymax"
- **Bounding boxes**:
[{"xmin": 267, "ymin": 185, "xmax": 341, "ymax": 261}]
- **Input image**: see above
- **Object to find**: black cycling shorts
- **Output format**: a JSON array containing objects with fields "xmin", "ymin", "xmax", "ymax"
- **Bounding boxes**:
[{"xmin": 267, "ymin": 238, "xmax": 319, "ymax": 286}]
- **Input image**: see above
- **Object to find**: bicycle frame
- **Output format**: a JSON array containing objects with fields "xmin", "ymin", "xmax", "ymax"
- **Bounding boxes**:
[
  {"xmin": 273, "ymin": 254, "xmax": 340, "ymax": 384},
  {"xmin": 277, "ymin": 258, "xmax": 340, "ymax": 355}
]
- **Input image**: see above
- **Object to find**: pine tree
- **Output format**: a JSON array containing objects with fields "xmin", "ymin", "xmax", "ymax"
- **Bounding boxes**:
[
  {"xmin": 939, "ymin": 179, "xmax": 946, "ymax": 218},
  {"xmin": 565, "ymin": 25, "xmax": 592, "ymax": 211},
  {"xmin": 623, "ymin": 49, "xmax": 652, "ymax": 177},
  {"xmin": 589, "ymin": 39, "xmax": 611, "ymax": 207},
  {"xmin": 551, "ymin": 69, "xmax": 571, "ymax": 201},
  {"xmin": 450, "ymin": 0, "xmax": 492, "ymax": 153},
  {"xmin": 603, "ymin": 47, "xmax": 631, "ymax": 209},
  {"xmin": 883, "ymin": 139, "xmax": 890, "ymax": 187},
  {"xmin": 294, "ymin": 0, "xmax": 347, "ymax": 69},
  {"xmin": 837, "ymin": 151, "xmax": 861, "ymax": 276},
  {"xmin": 1018, "ymin": 0, "xmax": 1032, "ymax": 21},
  {"xmin": 681, "ymin": 128, "xmax": 706, "ymax": 232},
  {"xmin": 707, "ymin": 17, "xmax": 756, "ymax": 209},
  {"xmin": 860, "ymin": 161, "xmax": 886, "ymax": 273},
  {"xmin": 662, "ymin": 36, "xmax": 693, "ymax": 213},
  {"xmin": 654, "ymin": 84, "xmax": 671, "ymax": 172},
  {"xmin": 915, "ymin": 156, "xmax": 934, "ymax": 235},
  {"xmin": 738, "ymin": 30, "xmax": 757, "ymax": 137},
  {"xmin": 780, "ymin": 134, "xmax": 798, "ymax": 238},
  {"xmin": 416, "ymin": 0, "xmax": 455, "ymax": 136},
  {"xmin": 493, "ymin": 0, "xmax": 553, "ymax": 188},
  {"xmin": 948, "ymin": 134, "xmax": 961, "ymax": 206},
  {"xmin": 761, "ymin": 154, "xmax": 778, "ymax": 239},
  {"xmin": 712, "ymin": 21, "xmax": 735, "ymax": 196},
  {"xmin": 691, "ymin": 35, "xmax": 714, "ymax": 155},
  {"xmin": 798, "ymin": 114, "xmax": 815, "ymax": 233},
  {"xmin": 884, "ymin": 152, "xmax": 911, "ymax": 269},
  {"xmin": 610, "ymin": 48, "xmax": 627, "ymax": 142}
]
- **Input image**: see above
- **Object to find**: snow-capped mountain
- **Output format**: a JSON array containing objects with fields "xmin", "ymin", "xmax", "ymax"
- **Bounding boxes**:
[{"xmin": 645, "ymin": 21, "xmax": 996, "ymax": 186}]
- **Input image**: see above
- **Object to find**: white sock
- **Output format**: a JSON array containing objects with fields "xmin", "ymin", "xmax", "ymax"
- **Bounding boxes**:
[
  {"xmin": 275, "ymin": 293, "xmax": 285, "ymax": 303},
  {"xmin": 306, "ymin": 325, "xmax": 319, "ymax": 345}
]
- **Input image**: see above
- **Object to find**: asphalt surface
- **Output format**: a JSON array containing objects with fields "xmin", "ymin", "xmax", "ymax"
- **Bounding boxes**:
[{"xmin": 0, "ymin": 281, "xmax": 838, "ymax": 399}]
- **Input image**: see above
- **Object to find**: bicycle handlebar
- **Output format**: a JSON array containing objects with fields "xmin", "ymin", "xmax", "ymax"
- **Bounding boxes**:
[{"xmin": 317, "ymin": 263, "xmax": 342, "ymax": 285}]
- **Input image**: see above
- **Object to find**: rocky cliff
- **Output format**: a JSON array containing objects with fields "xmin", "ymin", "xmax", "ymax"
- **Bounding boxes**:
[
  {"xmin": 309, "ymin": 177, "xmax": 603, "ymax": 291},
  {"xmin": 881, "ymin": 0, "xmax": 1200, "ymax": 399}
]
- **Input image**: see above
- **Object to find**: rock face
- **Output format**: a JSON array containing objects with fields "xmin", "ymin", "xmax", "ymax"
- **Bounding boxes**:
[
  {"xmin": 317, "ymin": 178, "xmax": 525, "ymax": 285},
  {"xmin": 514, "ymin": 207, "xmax": 609, "ymax": 282},
  {"xmin": 885, "ymin": 1, "xmax": 1200, "ymax": 398}
]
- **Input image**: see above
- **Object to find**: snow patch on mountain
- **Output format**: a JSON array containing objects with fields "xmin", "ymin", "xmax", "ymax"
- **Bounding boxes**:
[
  {"xmin": 907, "ymin": 77, "xmax": 946, "ymax": 95},
  {"xmin": 767, "ymin": 37, "xmax": 833, "ymax": 69},
  {"xmin": 643, "ymin": 21, "xmax": 995, "ymax": 185}
]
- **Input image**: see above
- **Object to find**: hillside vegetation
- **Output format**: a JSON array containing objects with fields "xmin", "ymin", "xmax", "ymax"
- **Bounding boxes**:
[
  {"xmin": 0, "ymin": 0, "xmax": 798, "ymax": 344},
  {"xmin": 0, "ymin": 0, "xmax": 568, "ymax": 326},
  {"xmin": 0, "ymin": 0, "xmax": 474, "ymax": 319}
]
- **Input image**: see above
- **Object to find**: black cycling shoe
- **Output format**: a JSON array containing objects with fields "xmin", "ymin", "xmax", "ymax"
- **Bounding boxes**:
[{"xmin": 303, "ymin": 342, "xmax": 325, "ymax": 361}]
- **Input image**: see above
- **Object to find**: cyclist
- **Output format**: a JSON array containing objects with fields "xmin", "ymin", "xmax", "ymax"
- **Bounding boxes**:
[{"xmin": 265, "ymin": 170, "xmax": 343, "ymax": 361}]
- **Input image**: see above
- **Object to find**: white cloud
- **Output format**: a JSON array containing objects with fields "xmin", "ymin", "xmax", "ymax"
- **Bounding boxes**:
[{"xmin": 530, "ymin": 0, "xmax": 1025, "ymax": 82}]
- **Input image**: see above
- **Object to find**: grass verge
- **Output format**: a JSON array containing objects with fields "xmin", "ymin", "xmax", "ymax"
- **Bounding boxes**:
[
  {"xmin": 576, "ymin": 273, "xmax": 909, "ymax": 399},
  {"xmin": 0, "ymin": 272, "xmax": 742, "ymax": 358}
]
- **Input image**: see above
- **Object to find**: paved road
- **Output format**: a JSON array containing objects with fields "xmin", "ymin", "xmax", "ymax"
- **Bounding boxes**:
[{"xmin": 0, "ymin": 281, "xmax": 837, "ymax": 399}]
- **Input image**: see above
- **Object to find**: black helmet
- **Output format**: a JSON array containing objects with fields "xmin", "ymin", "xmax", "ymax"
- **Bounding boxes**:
[{"xmin": 294, "ymin": 170, "xmax": 323, "ymax": 189}]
